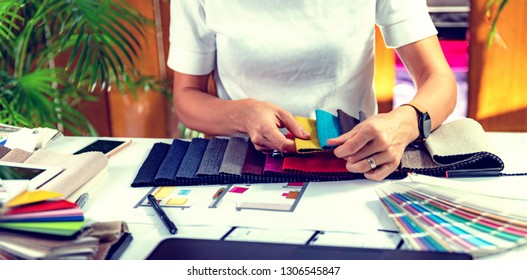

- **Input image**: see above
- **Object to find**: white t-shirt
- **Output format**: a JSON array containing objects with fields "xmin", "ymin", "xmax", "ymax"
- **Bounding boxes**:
[{"xmin": 167, "ymin": 1, "xmax": 437, "ymax": 119}]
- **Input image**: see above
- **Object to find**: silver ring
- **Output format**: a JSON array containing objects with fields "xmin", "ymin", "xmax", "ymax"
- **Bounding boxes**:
[{"xmin": 367, "ymin": 156, "xmax": 377, "ymax": 170}]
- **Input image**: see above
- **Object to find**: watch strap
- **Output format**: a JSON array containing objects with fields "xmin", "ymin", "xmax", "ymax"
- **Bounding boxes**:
[
  {"xmin": 400, "ymin": 101, "xmax": 426, "ymax": 115},
  {"xmin": 400, "ymin": 101, "xmax": 429, "ymax": 142}
]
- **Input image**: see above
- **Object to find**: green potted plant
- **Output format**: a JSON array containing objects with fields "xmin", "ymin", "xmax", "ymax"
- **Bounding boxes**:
[{"xmin": 0, "ymin": 0, "xmax": 168, "ymax": 135}]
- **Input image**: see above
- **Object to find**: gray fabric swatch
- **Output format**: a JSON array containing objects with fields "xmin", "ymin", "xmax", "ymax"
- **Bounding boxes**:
[
  {"xmin": 133, "ymin": 142, "xmax": 171, "ymax": 186},
  {"xmin": 219, "ymin": 137, "xmax": 249, "ymax": 175},
  {"xmin": 154, "ymin": 139, "xmax": 190, "ymax": 181},
  {"xmin": 196, "ymin": 138, "xmax": 229, "ymax": 176},
  {"xmin": 400, "ymin": 148, "xmax": 439, "ymax": 169},
  {"xmin": 337, "ymin": 109, "xmax": 360, "ymax": 134},
  {"xmin": 176, "ymin": 138, "xmax": 210, "ymax": 178}
]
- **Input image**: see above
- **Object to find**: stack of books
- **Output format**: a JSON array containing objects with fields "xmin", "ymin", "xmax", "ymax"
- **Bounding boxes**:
[{"xmin": 376, "ymin": 174, "xmax": 527, "ymax": 258}]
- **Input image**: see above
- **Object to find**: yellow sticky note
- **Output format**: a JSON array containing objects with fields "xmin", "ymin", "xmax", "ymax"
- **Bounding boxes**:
[
  {"xmin": 7, "ymin": 190, "xmax": 63, "ymax": 207},
  {"xmin": 153, "ymin": 187, "xmax": 176, "ymax": 199},
  {"xmin": 167, "ymin": 198, "xmax": 188, "ymax": 206},
  {"xmin": 294, "ymin": 116, "xmax": 322, "ymax": 153}
]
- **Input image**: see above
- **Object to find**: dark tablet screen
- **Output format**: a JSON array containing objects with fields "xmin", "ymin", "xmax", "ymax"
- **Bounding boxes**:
[
  {"xmin": 73, "ymin": 139, "xmax": 125, "ymax": 155},
  {"xmin": 0, "ymin": 165, "xmax": 45, "ymax": 180},
  {"xmin": 146, "ymin": 238, "xmax": 472, "ymax": 260}
]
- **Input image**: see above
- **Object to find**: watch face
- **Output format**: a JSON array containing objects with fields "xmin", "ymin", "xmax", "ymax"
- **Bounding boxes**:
[{"xmin": 422, "ymin": 112, "xmax": 432, "ymax": 138}]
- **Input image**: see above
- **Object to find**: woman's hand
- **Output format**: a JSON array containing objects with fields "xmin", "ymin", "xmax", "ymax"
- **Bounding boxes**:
[
  {"xmin": 235, "ymin": 99, "xmax": 310, "ymax": 153},
  {"xmin": 326, "ymin": 108, "xmax": 417, "ymax": 181}
]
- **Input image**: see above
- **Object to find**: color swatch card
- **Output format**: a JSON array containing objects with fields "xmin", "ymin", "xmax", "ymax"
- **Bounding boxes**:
[
  {"xmin": 0, "ymin": 190, "xmax": 85, "ymax": 236},
  {"xmin": 375, "ymin": 175, "xmax": 527, "ymax": 258}
]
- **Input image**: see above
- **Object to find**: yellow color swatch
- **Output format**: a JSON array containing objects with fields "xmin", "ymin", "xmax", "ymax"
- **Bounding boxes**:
[
  {"xmin": 153, "ymin": 187, "xmax": 176, "ymax": 199},
  {"xmin": 7, "ymin": 190, "xmax": 63, "ymax": 207},
  {"xmin": 166, "ymin": 198, "xmax": 188, "ymax": 206},
  {"xmin": 294, "ymin": 116, "xmax": 322, "ymax": 153}
]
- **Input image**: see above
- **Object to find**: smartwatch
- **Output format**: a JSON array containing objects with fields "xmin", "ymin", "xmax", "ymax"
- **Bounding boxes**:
[{"xmin": 401, "ymin": 102, "xmax": 431, "ymax": 142}]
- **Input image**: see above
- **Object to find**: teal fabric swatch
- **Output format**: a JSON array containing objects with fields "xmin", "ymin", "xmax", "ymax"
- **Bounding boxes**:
[{"xmin": 315, "ymin": 109, "xmax": 341, "ymax": 150}]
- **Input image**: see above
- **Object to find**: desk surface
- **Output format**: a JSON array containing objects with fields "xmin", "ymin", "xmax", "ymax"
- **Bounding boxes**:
[{"xmin": 46, "ymin": 133, "xmax": 527, "ymax": 260}]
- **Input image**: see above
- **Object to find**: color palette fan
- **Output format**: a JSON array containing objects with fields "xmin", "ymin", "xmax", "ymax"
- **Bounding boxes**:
[{"xmin": 376, "ymin": 175, "xmax": 527, "ymax": 258}]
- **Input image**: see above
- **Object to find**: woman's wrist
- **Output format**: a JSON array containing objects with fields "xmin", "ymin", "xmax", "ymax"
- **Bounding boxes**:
[
  {"xmin": 390, "ymin": 106, "xmax": 420, "ymax": 144},
  {"xmin": 226, "ymin": 98, "xmax": 254, "ymax": 135}
]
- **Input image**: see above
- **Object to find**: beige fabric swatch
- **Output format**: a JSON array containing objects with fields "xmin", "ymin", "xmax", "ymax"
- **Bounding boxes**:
[
  {"xmin": 400, "ymin": 148, "xmax": 439, "ymax": 169},
  {"xmin": 0, "ymin": 148, "xmax": 33, "ymax": 163},
  {"xmin": 24, "ymin": 150, "xmax": 108, "ymax": 198},
  {"xmin": 425, "ymin": 118, "xmax": 497, "ymax": 157}
]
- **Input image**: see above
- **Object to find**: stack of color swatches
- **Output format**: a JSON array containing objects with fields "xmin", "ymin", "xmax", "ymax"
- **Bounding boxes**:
[
  {"xmin": 132, "ymin": 109, "xmax": 404, "ymax": 187},
  {"xmin": 293, "ymin": 109, "xmax": 365, "ymax": 153},
  {"xmin": 131, "ymin": 136, "xmax": 379, "ymax": 187},
  {"xmin": 0, "ymin": 190, "xmax": 85, "ymax": 236},
  {"xmin": 132, "ymin": 109, "xmax": 504, "ymax": 187},
  {"xmin": 376, "ymin": 180, "xmax": 527, "ymax": 258}
]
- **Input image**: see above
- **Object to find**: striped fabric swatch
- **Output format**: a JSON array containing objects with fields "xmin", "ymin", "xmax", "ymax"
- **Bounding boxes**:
[{"xmin": 315, "ymin": 109, "xmax": 341, "ymax": 150}]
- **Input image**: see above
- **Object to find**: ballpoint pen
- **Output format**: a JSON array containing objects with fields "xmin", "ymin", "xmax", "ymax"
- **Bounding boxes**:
[{"xmin": 147, "ymin": 194, "xmax": 178, "ymax": 234}]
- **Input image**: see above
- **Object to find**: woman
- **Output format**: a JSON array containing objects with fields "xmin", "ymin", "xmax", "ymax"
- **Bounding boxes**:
[{"xmin": 167, "ymin": 1, "xmax": 457, "ymax": 181}]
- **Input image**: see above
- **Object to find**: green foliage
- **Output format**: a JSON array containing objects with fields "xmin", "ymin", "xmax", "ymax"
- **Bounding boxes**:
[
  {"xmin": 486, "ymin": 0, "xmax": 509, "ymax": 48},
  {"xmin": 0, "ymin": 0, "xmax": 169, "ymax": 135}
]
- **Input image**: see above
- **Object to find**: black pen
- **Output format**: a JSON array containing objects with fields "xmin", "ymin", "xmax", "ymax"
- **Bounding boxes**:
[{"xmin": 147, "ymin": 194, "xmax": 177, "ymax": 234}]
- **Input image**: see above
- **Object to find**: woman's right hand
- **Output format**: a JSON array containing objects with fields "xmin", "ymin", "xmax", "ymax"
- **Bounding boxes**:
[{"xmin": 233, "ymin": 99, "xmax": 310, "ymax": 153}]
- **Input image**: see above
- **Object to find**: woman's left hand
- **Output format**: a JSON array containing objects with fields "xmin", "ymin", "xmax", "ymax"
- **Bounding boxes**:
[{"xmin": 326, "ymin": 109, "xmax": 417, "ymax": 181}]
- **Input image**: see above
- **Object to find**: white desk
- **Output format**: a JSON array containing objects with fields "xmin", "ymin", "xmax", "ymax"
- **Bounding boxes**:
[{"xmin": 45, "ymin": 133, "xmax": 527, "ymax": 260}]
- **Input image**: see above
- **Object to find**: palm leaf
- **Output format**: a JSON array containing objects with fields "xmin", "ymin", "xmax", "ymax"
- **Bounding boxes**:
[
  {"xmin": 486, "ymin": 0, "xmax": 509, "ymax": 49},
  {"xmin": 1, "ymin": 0, "xmax": 168, "ymax": 135}
]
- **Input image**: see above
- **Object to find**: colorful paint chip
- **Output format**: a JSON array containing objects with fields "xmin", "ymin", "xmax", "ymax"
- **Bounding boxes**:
[
  {"xmin": 153, "ymin": 187, "xmax": 176, "ymax": 199},
  {"xmin": 166, "ymin": 198, "xmax": 188, "ymax": 206},
  {"xmin": 286, "ymin": 191, "xmax": 299, "ymax": 199},
  {"xmin": 230, "ymin": 186, "xmax": 249, "ymax": 194},
  {"xmin": 178, "ymin": 189, "xmax": 191, "ymax": 195}
]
